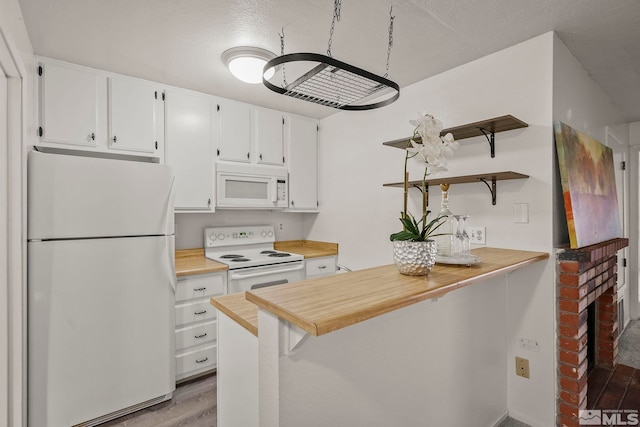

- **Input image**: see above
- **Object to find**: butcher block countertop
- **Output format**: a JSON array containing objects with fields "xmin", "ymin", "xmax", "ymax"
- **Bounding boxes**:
[
  {"xmin": 241, "ymin": 247, "xmax": 548, "ymax": 337},
  {"xmin": 175, "ymin": 248, "xmax": 227, "ymax": 276},
  {"xmin": 176, "ymin": 240, "xmax": 338, "ymax": 277},
  {"xmin": 274, "ymin": 240, "xmax": 338, "ymax": 258},
  {"xmin": 210, "ymin": 292, "xmax": 258, "ymax": 336}
]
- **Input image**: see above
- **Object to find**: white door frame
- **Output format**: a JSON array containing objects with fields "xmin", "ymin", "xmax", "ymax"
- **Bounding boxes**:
[
  {"xmin": 0, "ymin": 16, "xmax": 27, "ymax": 427},
  {"xmin": 629, "ymin": 142, "xmax": 640, "ymax": 320}
]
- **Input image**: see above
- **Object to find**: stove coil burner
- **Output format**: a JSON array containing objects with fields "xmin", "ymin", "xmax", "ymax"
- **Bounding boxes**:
[
  {"xmin": 220, "ymin": 254, "xmax": 245, "ymax": 259},
  {"xmin": 260, "ymin": 250, "xmax": 277, "ymax": 254},
  {"xmin": 268, "ymin": 253, "xmax": 291, "ymax": 258},
  {"xmin": 230, "ymin": 258, "xmax": 250, "ymax": 262}
]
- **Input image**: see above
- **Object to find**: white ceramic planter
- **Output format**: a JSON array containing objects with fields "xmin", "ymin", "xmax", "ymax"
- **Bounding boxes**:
[{"xmin": 392, "ymin": 240, "xmax": 437, "ymax": 275}]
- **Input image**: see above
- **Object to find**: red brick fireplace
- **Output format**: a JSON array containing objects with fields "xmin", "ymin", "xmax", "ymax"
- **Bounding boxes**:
[{"xmin": 556, "ymin": 238, "xmax": 629, "ymax": 427}]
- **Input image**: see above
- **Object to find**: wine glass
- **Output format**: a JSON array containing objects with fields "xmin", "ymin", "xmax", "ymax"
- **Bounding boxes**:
[
  {"xmin": 452, "ymin": 215, "xmax": 463, "ymax": 258},
  {"xmin": 459, "ymin": 215, "xmax": 471, "ymax": 263}
]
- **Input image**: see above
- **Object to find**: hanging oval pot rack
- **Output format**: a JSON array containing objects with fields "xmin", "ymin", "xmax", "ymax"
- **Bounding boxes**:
[
  {"xmin": 262, "ymin": 2, "xmax": 399, "ymax": 111},
  {"xmin": 262, "ymin": 52, "xmax": 400, "ymax": 110}
]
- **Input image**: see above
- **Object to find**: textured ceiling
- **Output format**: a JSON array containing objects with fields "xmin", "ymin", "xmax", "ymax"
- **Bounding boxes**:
[{"xmin": 16, "ymin": 0, "xmax": 640, "ymax": 121}]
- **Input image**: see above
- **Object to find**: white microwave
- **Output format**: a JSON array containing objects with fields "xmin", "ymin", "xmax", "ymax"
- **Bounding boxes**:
[{"xmin": 216, "ymin": 163, "xmax": 288, "ymax": 209}]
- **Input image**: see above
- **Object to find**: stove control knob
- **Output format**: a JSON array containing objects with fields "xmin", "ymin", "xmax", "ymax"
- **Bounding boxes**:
[
  {"xmin": 209, "ymin": 232, "xmax": 217, "ymax": 242},
  {"xmin": 261, "ymin": 230, "xmax": 267, "ymax": 237},
  {"xmin": 267, "ymin": 230, "xmax": 274, "ymax": 237},
  {"xmin": 217, "ymin": 233, "xmax": 225, "ymax": 241}
]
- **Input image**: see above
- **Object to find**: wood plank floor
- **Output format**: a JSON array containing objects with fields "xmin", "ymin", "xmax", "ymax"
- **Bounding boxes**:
[{"xmin": 100, "ymin": 374, "xmax": 217, "ymax": 427}]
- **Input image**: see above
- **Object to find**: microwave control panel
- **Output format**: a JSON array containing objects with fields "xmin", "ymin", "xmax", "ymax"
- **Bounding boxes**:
[{"xmin": 277, "ymin": 179, "xmax": 288, "ymax": 202}]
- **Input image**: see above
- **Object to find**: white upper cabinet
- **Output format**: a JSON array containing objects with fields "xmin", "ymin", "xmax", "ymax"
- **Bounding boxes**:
[
  {"xmin": 108, "ymin": 77, "xmax": 160, "ymax": 154},
  {"xmin": 253, "ymin": 109, "xmax": 284, "ymax": 166},
  {"xmin": 217, "ymin": 100, "xmax": 251, "ymax": 163},
  {"xmin": 165, "ymin": 89, "xmax": 214, "ymax": 211},
  {"xmin": 287, "ymin": 115, "xmax": 318, "ymax": 211},
  {"xmin": 38, "ymin": 60, "xmax": 98, "ymax": 147}
]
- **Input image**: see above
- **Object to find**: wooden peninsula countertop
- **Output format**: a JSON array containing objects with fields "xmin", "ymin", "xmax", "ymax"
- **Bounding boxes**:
[{"xmin": 237, "ymin": 247, "xmax": 548, "ymax": 337}]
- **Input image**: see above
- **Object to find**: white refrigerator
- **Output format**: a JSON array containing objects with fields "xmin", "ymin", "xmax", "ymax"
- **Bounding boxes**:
[{"xmin": 27, "ymin": 151, "xmax": 177, "ymax": 427}]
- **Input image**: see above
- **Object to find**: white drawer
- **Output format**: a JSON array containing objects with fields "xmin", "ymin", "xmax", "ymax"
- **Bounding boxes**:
[
  {"xmin": 305, "ymin": 256, "xmax": 337, "ymax": 277},
  {"xmin": 176, "ymin": 345, "xmax": 216, "ymax": 379},
  {"xmin": 175, "ymin": 298, "xmax": 217, "ymax": 327},
  {"xmin": 176, "ymin": 320, "xmax": 217, "ymax": 352},
  {"xmin": 176, "ymin": 273, "xmax": 226, "ymax": 302}
]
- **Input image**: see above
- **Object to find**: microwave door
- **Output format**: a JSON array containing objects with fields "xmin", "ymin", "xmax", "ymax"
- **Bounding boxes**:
[{"xmin": 217, "ymin": 173, "xmax": 275, "ymax": 208}]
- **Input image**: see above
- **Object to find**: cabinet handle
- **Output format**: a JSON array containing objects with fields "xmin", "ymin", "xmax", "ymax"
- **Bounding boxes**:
[
  {"xmin": 194, "ymin": 333, "xmax": 208, "ymax": 339},
  {"xmin": 194, "ymin": 310, "xmax": 207, "ymax": 315},
  {"xmin": 291, "ymin": 200, "xmax": 295, "ymax": 206},
  {"xmin": 193, "ymin": 287, "xmax": 207, "ymax": 292},
  {"xmin": 195, "ymin": 357, "xmax": 209, "ymax": 364},
  {"xmin": 207, "ymin": 198, "xmax": 211, "ymax": 207},
  {"xmin": 318, "ymin": 265, "xmax": 327, "ymax": 269},
  {"xmin": 259, "ymin": 153, "xmax": 263, "ymax": 160},
  {"xmin": 247, "ymin": 152, "xmax": 250, "ymax": 159},
  {"xmin": 112, "ymin": 136, "xmax": 117, "ymax": 143},
  {"xmin": 90, "ymin": 132, "xmax": 95, "ymax": 141}
]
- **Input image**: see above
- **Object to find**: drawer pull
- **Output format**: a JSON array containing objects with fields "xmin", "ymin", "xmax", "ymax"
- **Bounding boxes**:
[
  {"xmin": 194, "ymin": 310, "xmax": 207, "ymax": 315},
  {"xmin": 193, "ymin": 287, "xmax": 207, "ymax": 292},
  {"xmin": 195, "ymin": 357, "xmax": 209, "ymax": 364},
  {"xmin": 194, "ymin": 333, "xmax": 208, "ymax": 339},
  {"xmin": 318, "ymin": 265, "xmax": 327, "ymax": 269}
]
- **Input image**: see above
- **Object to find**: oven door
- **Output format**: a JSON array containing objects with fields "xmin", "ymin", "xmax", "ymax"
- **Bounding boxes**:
[{"xmin": 228, "ymin": 261, "xmax": 305, "ymax": 294}]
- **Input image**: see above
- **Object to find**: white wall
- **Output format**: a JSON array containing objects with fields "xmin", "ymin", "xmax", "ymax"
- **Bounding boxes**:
[
  {"xmin": 276, "ymin": 277, "xmax": 508, "ymax": 427},
  {"xmin": 175, "ymin": 211, "xmax": 307, "ymax": 249},
  {"xmin": 552, "ymin": 33, "xmax": 629, "ymax": 247},
  {"xmin": 306, "ymin": 33, "xmax": 556, "ymax": 426},
  {"xmin": 630, "ymin": 122, "xmax": 640, "ymax": 319}
]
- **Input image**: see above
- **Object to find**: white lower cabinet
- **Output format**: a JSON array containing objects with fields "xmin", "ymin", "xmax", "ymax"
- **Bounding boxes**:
[
  {"xmin": 175, "ymin": 272, "xmax": 226, "ymax": 381},
  {"xmin": 305, "ymin": 256, "xmax": 337, "ymax": 278}
]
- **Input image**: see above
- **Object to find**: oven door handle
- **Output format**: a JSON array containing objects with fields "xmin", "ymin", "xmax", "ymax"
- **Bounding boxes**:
[{"xmin": 230, "ymin": 263, "xmax": 304, "ymax": 280}]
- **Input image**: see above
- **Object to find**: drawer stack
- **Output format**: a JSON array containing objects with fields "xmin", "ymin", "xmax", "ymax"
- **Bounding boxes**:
[{"xmin": 175, "ymin": 272, "xmax": 226, "ymax": 381}]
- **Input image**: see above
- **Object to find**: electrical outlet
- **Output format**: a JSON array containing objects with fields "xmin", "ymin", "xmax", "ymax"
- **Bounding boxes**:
[
  {"xmin": 467, "ymin": 226, "xmax": 486, "ymax": 244},
  {"xmin": 278, "ymin": 222, "xmax": 285, "ymax": 232},
  {"xmin": 515, "ymin": 357, "xmax": 530, "ymax": 379}
]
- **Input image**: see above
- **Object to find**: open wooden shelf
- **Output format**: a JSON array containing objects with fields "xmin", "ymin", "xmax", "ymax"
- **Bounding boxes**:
[
  {"xmin": 382, "ymin": 114, "xmax": 528, "ymax": 157},
  {"xmin": 383, "ymin": 171, "xmax": 529, "ymax": 205},
  {"xmin": 382, "ymin": 171, "xmax": 528, "ymax": 188}
]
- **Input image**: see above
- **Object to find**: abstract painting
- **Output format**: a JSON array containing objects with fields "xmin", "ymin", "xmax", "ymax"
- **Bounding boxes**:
[{"xmin": 554, "ymin": 121, "xmax": 622, "ymax": 248}]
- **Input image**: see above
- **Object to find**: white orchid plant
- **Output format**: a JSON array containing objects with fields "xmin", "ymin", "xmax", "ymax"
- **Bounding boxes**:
[{"xmin": 390, "ymin": 112, "xmax": 460, "ymax": 242}]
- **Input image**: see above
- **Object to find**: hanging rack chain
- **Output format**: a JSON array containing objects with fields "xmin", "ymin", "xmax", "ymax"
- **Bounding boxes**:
[
  {"xmin": 384, "ymin": 6, "xmax": 395, "ymax": 78},
  {"xmin": 327, "ymin": 0, "xmax": 342, "ymax": 57},
  {"xmin": 279, "ymin": 27, "xmax": 287, "ymax": 87}
]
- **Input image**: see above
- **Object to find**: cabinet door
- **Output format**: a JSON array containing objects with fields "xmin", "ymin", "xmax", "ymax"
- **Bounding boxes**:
[
  {"xmin": 254, "ymin": 109, "xmax": 284, "ymax": 166},
  {"xmin": 217, "ymin": 100, "xmax": 251, "ymax": 162},
  {"xmin": 165, "ymin": 90, "xmax": 213, "ymax": 210},
  {"xmin": 108, "ymin": 77, "xmax": 159, "ymax": 154},
  {"xmin": 38, "ymin": 60, "xmax": 98, "ymax": 147},
  {"xmin": 288, "ymin": 116, "xmax": 318, "ymax": 210}
]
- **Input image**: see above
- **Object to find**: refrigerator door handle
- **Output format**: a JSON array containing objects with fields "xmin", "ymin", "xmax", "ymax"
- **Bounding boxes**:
[
  {"xmin": 164, "ymin": 176, "xmax": 176, "ymax": 236},
  {"xmin": 164, "ymin": 236, "xmax": 177, "ymax": 294}
]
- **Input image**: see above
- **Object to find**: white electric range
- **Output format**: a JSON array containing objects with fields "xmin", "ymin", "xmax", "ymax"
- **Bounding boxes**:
[{"xmin": 204, "ymin": 225, "xmax": 305, "ymax": 294}]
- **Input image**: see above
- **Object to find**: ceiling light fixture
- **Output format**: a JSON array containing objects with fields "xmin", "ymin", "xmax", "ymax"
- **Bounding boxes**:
[
  {"xmin": 262, "ymin": 1, "xmax": 399, "ymax": 110},
  {"xmin": 222, "ymin": 46, "xmax": 276, "ymax": 84}
]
